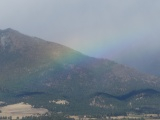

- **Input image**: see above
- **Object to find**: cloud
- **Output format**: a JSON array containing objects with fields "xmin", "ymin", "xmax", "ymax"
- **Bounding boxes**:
[{"xmin": 0, "ymin": 0, "xmax": 160, "ymax": 59}]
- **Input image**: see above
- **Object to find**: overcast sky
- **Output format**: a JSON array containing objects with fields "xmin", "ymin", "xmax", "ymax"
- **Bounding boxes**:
[{"xmin": 0, "ymin": 0, "xmax": 160, "ymax": 60}]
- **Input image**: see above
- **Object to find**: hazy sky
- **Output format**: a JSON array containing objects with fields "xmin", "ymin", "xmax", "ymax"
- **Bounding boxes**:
[{"xmin": 0, "ymin": 0, "xmax": 160, "ymax": 60}]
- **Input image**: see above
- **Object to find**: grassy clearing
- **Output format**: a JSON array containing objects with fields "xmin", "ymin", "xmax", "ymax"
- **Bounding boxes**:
[{"xmin": 0, "ymin": 102, "xmax": 48, "ymax": 119}]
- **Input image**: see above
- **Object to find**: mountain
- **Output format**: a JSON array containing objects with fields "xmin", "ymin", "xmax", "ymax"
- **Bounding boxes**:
[{"xmin": 0, "ymin": 28, "xmax": 160, "ymax": 115}]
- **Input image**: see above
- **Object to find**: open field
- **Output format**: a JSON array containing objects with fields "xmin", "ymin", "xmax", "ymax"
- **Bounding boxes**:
[{"xmin": 0, "ymin": 102, "xmax": 48, "ymax": 119}]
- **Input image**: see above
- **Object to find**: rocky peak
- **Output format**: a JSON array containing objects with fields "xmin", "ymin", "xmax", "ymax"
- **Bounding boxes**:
[
  {"xmin": 0, "ymin": 28, "xmax": 35, "ymax": 51},
  {"xmin": 0, "ymin": 29, "xmax": 13, "ymax": 50},
  {"xmin": 0, "ymin": 28, "xmax": 16, "ymax": 35}
]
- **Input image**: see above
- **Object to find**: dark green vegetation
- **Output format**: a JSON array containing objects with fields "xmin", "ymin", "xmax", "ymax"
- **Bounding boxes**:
[
  {"xmin": 0, "ymin": 113, "xmax": 73, "ymax": 120},
  {"xmin": 92, "ymin": 89, "xmax": 160, "ymax": 101},
  {"xmin": 0, "ymin": 28, "xmax": 160, "ymax": 115},
  {"xmin": 21, "ymin": 113, "xmax": 73, "ymax": 120}
]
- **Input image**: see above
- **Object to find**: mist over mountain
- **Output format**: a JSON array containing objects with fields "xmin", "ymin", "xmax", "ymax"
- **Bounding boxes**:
[
  {"xmin": 0, "ymin": 28, "xmax": 160, "ymax": 115},
  {"xmin": 113, "ymin": 43, "xmax": 160, "ymax": 76}
]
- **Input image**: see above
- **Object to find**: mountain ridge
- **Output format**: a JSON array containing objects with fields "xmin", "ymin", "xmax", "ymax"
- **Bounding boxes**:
[{"xmin": 0, "ymin": 28, "xmax": 160, "ymax": 115}]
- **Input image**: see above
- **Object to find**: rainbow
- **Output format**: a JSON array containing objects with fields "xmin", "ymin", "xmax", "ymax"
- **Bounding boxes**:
[{"xmin": 60, "ymin": 29, "xmax": 148, "ymax": 61}]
